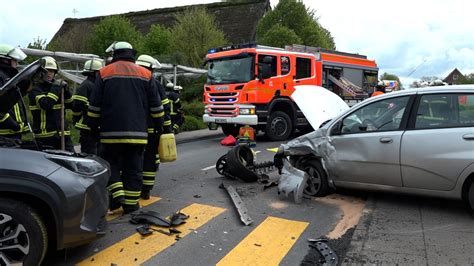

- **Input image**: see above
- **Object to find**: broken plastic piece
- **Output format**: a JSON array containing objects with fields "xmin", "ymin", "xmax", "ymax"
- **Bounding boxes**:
[
  {"xmin": 130, "ymin": 211, "xmax": 171, "ymax": 227},
  {"xmin": 278, "ymin": 159, "xmax": 308, "ymax": 203}
]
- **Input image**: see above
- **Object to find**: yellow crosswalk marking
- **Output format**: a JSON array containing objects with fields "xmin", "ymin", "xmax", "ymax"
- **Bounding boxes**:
[
  {"xmin": 217, "ymin": 216, "xmax": 308, "ymax": 266},
  {"xmin": 106, "ymin": 196, "xmax": 161, "ymax": 221},
  {"xmin": 266, "ymin": 147, "xmax": 279, "ymax": 153},
  {"xmin": 78, "ymin": 203, "xmax": 226, "ymax": 266}
]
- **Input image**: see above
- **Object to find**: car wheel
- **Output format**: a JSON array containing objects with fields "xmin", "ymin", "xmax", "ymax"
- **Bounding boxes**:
[
  {"xmin": 468, "ymin": 181, "xmax": 474, "ymax": 212},
  {"xmin": 221, "ymin": 124, "xmax": 240, "ymax": 137},
  {"xmin": 297, "ymin": 159, "xmax": 330, "ymax": 197},
  {"xmin": 0, "ymin": 198, "xmax": 48, "ymax": 265},
  {"xmin": 266, "ymin": 111, "xmax": 293, "ymax": 141}
]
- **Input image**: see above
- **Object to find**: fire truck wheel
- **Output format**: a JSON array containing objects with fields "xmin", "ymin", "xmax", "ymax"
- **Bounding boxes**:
[
  {"xmin": 266, "ymin": 111, "xmax": 293, "ymax": 141},
  {"xmin": 221, "ymin": 124, "xmax": 239, "ymax": 137}
]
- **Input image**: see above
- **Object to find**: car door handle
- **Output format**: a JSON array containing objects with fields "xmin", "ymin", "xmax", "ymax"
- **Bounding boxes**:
[
  {"xmin": 462, "ymin": 134, "xmax": 474, "ymax": 140},
  {"xmin": 379, "ymin": 137, "xmax": 393, "ymax": 143}
]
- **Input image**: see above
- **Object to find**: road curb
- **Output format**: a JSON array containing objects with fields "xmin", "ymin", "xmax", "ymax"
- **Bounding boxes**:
[{"xmin": 176, "ymin": 132, "xmax": 222, "ymax": 145}]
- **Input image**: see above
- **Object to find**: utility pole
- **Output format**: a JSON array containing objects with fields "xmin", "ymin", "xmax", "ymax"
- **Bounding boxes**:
[
  {"xmin": 407, "ymin": 58, "xmax": 427, "ymax": 78},
  {"xmin": 73, "ymin": 8, "xmax": 79, "ymax": 18}
]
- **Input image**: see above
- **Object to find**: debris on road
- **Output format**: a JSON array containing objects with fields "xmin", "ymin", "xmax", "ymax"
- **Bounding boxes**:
[
  {"xmin": 220, "ymin": 183, "xmax": 253, "ymax": 225},
  {"xmin": 307, "ymin": 238, "xmax": 338, "ymax": 266},
  {"xmin": 278, "ymin": 160, "xmax": 308, "ymax": 203}
]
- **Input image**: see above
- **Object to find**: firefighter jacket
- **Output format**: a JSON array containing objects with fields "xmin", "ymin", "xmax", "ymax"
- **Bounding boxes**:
[
  {"xmin": 28, "ymin": 80, "xmax": 73, "ymax": 138},
  {"xmin": 87, "ymin": 59, "xmax": 163, "ymax": 145},
  {"xmin": 147, "ymin": 80, "xmax": 171, "ymax": 134},
  {"xmin": 167, "ymin": 90, "xmax": 184, "ymax": 131},
  {"xmin": 71, "ymin": 75, "xmax": 95, "ymax": 131},
  {"xmin": 0, "ymin": 67, "xmax": 29, "ymax": 136}
]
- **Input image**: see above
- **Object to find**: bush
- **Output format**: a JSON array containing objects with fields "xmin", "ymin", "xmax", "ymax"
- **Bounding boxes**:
[
  {"xmin": 181, "ymin": 115, "xmax": 206, "ymax": 132},
  {"xmin": 183, "ymin": 101, "xmax": 204, "ymax": 117}
]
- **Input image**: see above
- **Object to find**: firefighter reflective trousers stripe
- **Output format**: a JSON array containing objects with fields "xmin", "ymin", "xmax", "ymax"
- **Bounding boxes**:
[
  {"xmin": 102, "ymin": 143, "xmax": 145, "ymax": 207},
  {"xmin": 142, "ymin": 133, "xmax": 160, "ymax": 191}
]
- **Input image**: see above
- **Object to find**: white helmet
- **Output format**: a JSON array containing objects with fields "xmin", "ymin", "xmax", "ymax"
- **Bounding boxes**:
[
  {"xmin": 136, "ymin": 54, "xmax": 161, "ymax": 69},
  {"xmin": 42, "ymin": 56, "xmax": 59, "ymax": 71},
  {"xmin": 166, "ymin": 82, "xmax": 174, "ymax": 89},
  {"xmin": 83, "ymin": 58, "xmax": 104, "ymax": 73},
  {"xmin": 105, "ymin": 41, "xmax": 133, "ymax": 53},
  {"xmin": 174, "ymin": 85, "xmax": 182, "ymax": 91},
  {"xmin": 0, "ymin": 44, "xmax": 27, "ymax": 62}
]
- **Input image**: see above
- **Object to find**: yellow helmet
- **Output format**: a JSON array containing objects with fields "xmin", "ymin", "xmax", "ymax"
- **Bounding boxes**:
[
  {"xmin": 136, "ymin": 54, "xmax": 161, "ymax": 69},
  {"xmin": 83, "ymin": 58, "xmax": 104, "ymax": 73},
  {"xmin": 42, "ymin": 56, "xmax": 58, "ymax": 71}
]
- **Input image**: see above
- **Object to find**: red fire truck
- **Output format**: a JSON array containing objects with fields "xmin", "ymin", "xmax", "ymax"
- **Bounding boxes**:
[{"xmin": 203, "ymin": 43, "xmax": 379, "ymax": 140}]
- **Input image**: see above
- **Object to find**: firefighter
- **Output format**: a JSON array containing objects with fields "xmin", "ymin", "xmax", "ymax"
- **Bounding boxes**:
[
  {"xmin": 166, "ymin": 83, "xmax": 184, "ymax": 134},
  {"xmin": 371, "ymin": 81, "xmax": 386, "ymax": 97},
  {"xmin": 0, "ymin": 44, "xmax": 29, "ymax": 139},
  {"xmin": 136, "ymin": 54, "xmax": 172, "ymax": 199},
  {"xmin": 86, "ymin": 42, "xmax": 163, "ymax": 214},
  {"xmin": 29, "ymin": 56, "xmax": 74, "ymax": 151},
  {"xmin": 71, "ymin": 58, "xmax": 104, "ymax": 154}
]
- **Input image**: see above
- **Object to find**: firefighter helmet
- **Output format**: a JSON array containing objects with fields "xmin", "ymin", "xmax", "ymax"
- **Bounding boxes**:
[
  {"xmin": 0, "ymin": 44, "xmax": 27, "ymax": 62},
  {"xmin": 83, "ymin": 58, "xmax": 104, "ymax": 73},
  {"xmin": 105, "ymin": 41, "xmax": 133, "ymax": 53},
  {"xmin": 42, "ymin": 56, "xmax": 58, "ymax": 71},
  {"xmin": 136, "ymin": 54, "xmax": 161, "ymax": 69},
  {"xmin": 166, "ymin": 82, "xmax": 174, "ymax": 89},
  {"xmin": 174, "ymin": 85, "xmax": 182, "ymax": 91}
]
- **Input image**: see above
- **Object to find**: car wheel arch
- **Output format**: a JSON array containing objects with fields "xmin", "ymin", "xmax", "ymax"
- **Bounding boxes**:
[{"xmin": 0, "ymin": 181, "xmax": 63, "ymax": 250}]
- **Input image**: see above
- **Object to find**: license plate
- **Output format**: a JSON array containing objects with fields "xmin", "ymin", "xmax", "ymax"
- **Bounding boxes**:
[{"xmin": 215, "ymin": 119, "xmax": 227, "ymax": 123}]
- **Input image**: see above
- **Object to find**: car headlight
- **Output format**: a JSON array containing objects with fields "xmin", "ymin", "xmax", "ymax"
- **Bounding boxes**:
[
  {"xmin": 239, "ymin": 108, "xmax": 255, "ymax": 115},
  {"xmin": 46, "ymin": 154, "xmax": 107, "ymax": 176}
]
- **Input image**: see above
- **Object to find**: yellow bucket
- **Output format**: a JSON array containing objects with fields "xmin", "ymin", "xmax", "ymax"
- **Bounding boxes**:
[{"xmin": 158, "ymin": 133, "xmax": 177, "ymax": 162}]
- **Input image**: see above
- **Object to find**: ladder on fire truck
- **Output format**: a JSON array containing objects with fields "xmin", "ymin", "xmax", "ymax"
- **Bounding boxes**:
[{"xmin": 327, "ymin": 74, "xmax": 366, "ymax": 97}]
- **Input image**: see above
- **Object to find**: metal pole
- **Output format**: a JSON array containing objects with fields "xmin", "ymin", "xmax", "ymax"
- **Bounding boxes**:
[
  {"xmin": 173, "ymin": 65, "xmax": 177, "ymax": 86},
  {"xmin": 60, "ymin": 87, "xmax": 65, "ymax": 150}
]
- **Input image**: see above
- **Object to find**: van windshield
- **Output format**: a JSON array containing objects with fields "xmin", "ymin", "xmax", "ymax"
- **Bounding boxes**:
[{"xmin": 207, "ymin": 55, "xmax": 254, "ymax": 85}]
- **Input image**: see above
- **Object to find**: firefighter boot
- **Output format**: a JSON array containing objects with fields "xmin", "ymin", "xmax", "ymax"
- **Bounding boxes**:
[{"xmin": 141, "ymin": 190, "xmax": 151, "ymax": 200}]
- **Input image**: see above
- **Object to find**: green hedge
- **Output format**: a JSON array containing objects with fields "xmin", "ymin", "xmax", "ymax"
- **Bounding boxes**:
[{"xmin": 181, "ymin": 115, "xmax": 206, "ymax": 132}]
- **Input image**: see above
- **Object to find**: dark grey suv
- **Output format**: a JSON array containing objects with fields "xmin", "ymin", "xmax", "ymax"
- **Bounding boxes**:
[{"xmin": 0, "ymin": 60, "xmax": 110, "ymax": 265}]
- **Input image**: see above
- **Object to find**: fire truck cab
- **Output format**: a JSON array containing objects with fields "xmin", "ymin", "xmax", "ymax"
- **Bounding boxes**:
[{"xmin": 203, "ymin": 43, "xmax": 378, "ymax": 141}]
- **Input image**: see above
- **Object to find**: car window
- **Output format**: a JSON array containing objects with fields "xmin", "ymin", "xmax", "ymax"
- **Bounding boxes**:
[
  {"xmin": 281, "ymin": 56, "xmax": 290, "ymax": 75},
  {"xmin": 295, "ymin": 57, "xmax": 312, "ymax": 79},
  {"xmin": 340, "ymin": 96, "xmax": 410, "ymax": 134},
  {"xmin": 415, "ymin": 94, "xmax": 474, "ymax": 129},
  {"xmin": 258, "ymin": 54, "xmax": 277, "ymax": 78}
]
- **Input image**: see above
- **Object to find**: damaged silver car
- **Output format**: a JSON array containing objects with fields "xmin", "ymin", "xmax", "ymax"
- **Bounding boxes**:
[{"xmin": 275, "ymin": 85, "xmax": 474, "ymax": 210}]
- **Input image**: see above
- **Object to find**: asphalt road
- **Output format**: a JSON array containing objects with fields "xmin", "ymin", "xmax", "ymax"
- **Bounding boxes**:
[{"xmin": 44, "ymin": 132, "xmax": 473, "ymax": 265}]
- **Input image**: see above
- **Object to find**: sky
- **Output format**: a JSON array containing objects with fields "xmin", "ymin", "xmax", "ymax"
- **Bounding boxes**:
[{"xmin": 1, "ymin": 0, "xmax": 473, "ymax": 87}]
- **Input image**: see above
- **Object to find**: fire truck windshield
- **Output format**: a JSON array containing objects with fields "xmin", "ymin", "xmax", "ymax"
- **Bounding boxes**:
[{"xmin": 207, "ymin": 55, "xmax": 254, "ymax": 85}]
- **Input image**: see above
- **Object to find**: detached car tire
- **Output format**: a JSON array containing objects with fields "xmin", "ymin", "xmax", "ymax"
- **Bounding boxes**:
[
  {"xmin": 266, "ymin": 111, "xmax": 293, "ymax": 141},
  {"xmin": 226, "ymin": 145, "xmax": 259, "ymax": 182},
  {"xmin": 0, "ymin": 198, "xmax": 48, "ymax": 265},
  {"xmin": 296, "ymin": 159, "xmax": 330, "ymax": 197}
]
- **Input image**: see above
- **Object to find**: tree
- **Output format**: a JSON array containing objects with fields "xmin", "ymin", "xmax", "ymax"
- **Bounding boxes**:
[
  {"xmin": 169, "ymin": 7, "xmax": 228, "ymax": 67},
  {"xmin": 380, "ymin": 72, "xmax": 403, "ymax": 88},
  {"xmin": 459, "ymin": 73, "xmax": 474, "ymax": 84},
  {"xmin": 87, "ymin": 16, "xmax": 143, "ymax": 56},
  {"xmin": 142, "ymin": 24, "xmax": 171, "ymax": 57},
  {"xmin": 256, "ymin": 0, "xmax": 335, "ymax": 49},
  {"xmin": 28, "ymin": 37, "xmax": 47, "ymax": 50},
  {"xmin": 258, "ymin": 24, "xmax": 302, "ymax": 49}
]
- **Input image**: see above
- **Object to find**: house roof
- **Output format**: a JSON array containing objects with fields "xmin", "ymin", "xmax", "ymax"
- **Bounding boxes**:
[
  {"xmin": 50, "ymin": 0, "xmax": 270, "ymax": 53},
  {"xmin": 443, "ymin": 68, "xmax": 464, "ymax": 84}
]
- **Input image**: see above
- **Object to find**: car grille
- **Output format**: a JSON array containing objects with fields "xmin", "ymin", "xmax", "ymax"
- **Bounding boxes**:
[{"xmin": 207, "ymin": 92, "xmax": 240, "ymax": 117}]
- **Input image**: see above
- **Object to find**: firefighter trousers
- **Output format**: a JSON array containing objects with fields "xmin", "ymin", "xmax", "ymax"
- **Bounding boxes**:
[
  {"xmin": 102, "ymin": 144, "xmax": 145, "ymax": 209},
  {"xmin": 79, "ymin": 130, "xmax": 99, "ymax": 155},
  {"xmin": 142, "ymin": 133, "xmax": 160, "ymax": 192}
]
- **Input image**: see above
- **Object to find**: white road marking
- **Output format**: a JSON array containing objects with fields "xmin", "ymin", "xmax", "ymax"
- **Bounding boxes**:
[{"xmin": 201, "ymin": 151, "xmax": 261, "ymax": 171}]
